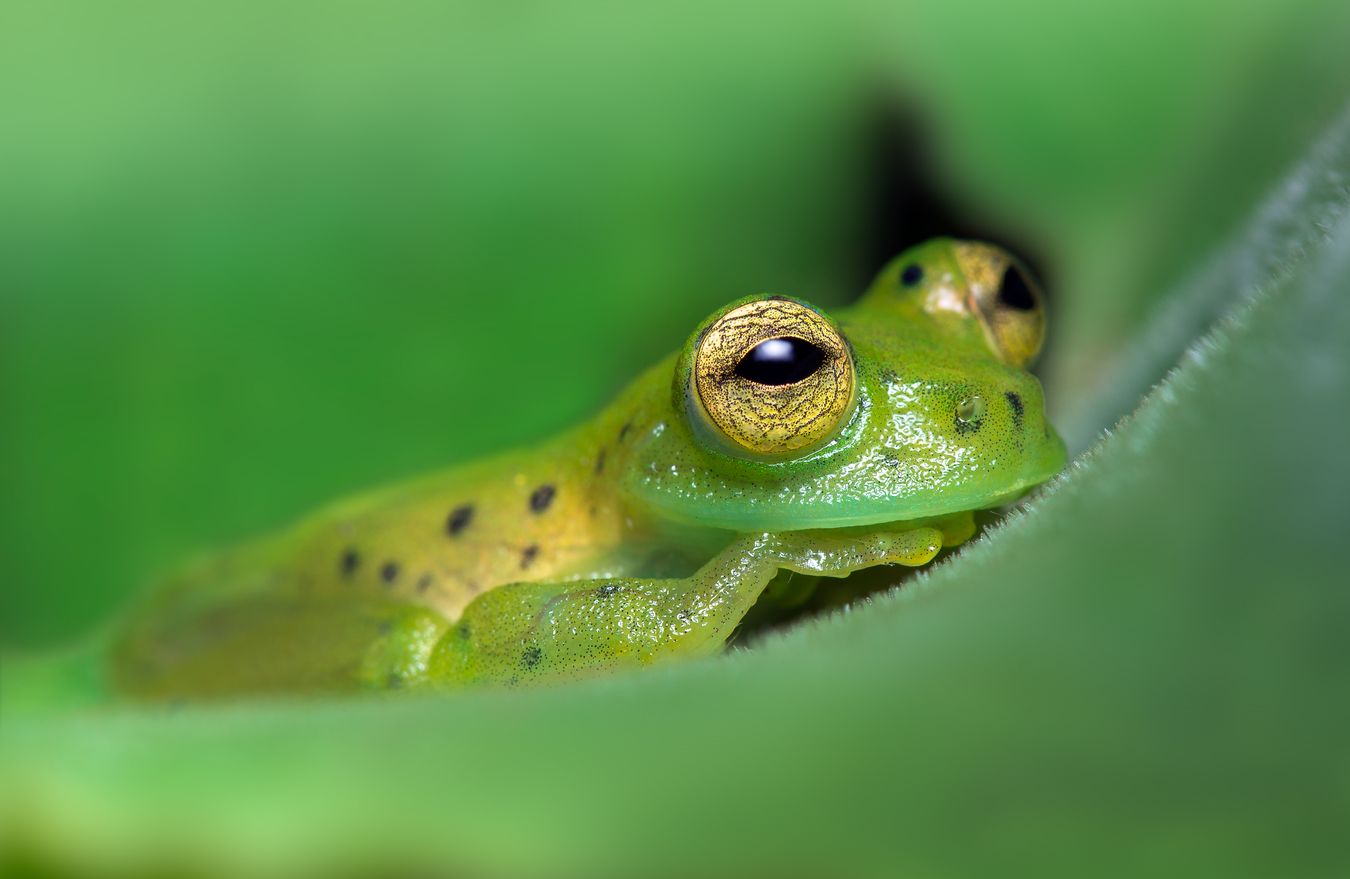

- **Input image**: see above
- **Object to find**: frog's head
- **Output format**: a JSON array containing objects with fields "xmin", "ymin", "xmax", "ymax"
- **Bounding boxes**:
[{"xmin": 622, "ymin": 238, "xmax": 1067, "ymax": 532}]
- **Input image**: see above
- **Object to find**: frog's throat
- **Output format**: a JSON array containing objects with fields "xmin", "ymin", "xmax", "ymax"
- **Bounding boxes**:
[{"xmin": 627, "ymin": 425, "xmax": 1067, "ymax": 533}]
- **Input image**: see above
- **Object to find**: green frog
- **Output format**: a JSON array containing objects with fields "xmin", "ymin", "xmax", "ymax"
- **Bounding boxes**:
[{"xmin": 113, "ymin": 238, "xmax": 1066, "ymax": 697}]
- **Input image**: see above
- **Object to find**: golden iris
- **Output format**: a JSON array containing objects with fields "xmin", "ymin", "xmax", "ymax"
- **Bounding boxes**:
[{"xmin": 692, "ymin": 297, "xmax": 855, "ymax": 457}]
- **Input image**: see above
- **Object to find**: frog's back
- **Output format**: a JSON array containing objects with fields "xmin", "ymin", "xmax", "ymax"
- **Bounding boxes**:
[
  {"xmin": 285, "ymin": 430, "xmax": 635, "ymax": 617},
  {"xmin": 111, "ymin": 418, "xmax": 645, "ymax": 697}
]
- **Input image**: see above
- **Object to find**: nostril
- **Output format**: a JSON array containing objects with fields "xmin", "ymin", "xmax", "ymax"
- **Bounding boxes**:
[{"xmin": 1004, "ymin": 390, "xmax": 1024, "ymax": 430}]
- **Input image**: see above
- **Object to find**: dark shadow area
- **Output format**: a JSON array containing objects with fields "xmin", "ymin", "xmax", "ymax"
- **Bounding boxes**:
[{"xmin": 850, "ymin": 99, "xmax": 1053, "ymax": 302}]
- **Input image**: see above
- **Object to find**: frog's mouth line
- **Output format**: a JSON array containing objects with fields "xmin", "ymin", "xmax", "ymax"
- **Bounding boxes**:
[
  {"xmin": 797, "ymin": 429, "xmax": 1068, "ymax": 530},
  {"xmin": 738, "ymin": 463, "xmax": 1063, "ymax": 533},
  {"xmin": 629, "ymin": 404, "xmax": 1068, "ymax": 532}
]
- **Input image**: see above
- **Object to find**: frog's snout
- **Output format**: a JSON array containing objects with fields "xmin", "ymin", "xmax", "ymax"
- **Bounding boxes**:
[
  {"xmin": 995, "ymin": 377, "xmax": 1066, "ymax": 481},
  {"xmin": 952, "ymin": 375, "xmax": 1065, "ymax": 479}
]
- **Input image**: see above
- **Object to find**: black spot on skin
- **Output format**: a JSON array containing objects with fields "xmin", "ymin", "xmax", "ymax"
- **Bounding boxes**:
[
  {"xmin": 1004, "ymin": 390, "xmax": 1025, "ymax": 429},
  {"xmin": 520, "ymin": 544, "xmax": 540, "ymax": 570},
  {"xmin": 998, "ymin": 266, "xmax": 1037, "ymax": 311},
  {"xmin": 340, "ymin": 549, "xmax": 360, "ymax": 577},
  {"xmin": 594, "ymin": 448, "xmax": 606, "ymax": 475},
  {"xmin": 446, "ymin": 504, "xmax": 474, "ymax": 537},
  {"xmin": 618, "ymin": 421, "xmax": 632, "ymax": 442},
  {"xmin": 380, "ymin": 561, "xmax": 399, "ymax": 585},
  {"xmin": 416, "ymin": 573, "xmax": 434, "ymax": 593},
  {"xmin": 521, "ymin": 645, "xmax": 543, "ymax": 669},
  {"xmin": 900, "ymin": 264, "xmax": 924, "ymax": 286},
  {"xmin": 598, "ymin": 584, "xmax": 621, "ymax": 598},
  {"xmin": 954, "ymin": 417, "xmax": 981, "ymax": 436},
  {"xmin": 529, "ymin": 484, "xmax": 556, "ymax": 513},
  {"xmin": 458, "ymin": 623, "xmax": 471, "ymax": 640}
]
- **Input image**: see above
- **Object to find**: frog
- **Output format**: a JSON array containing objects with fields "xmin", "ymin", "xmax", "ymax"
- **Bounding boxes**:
[{"xmin": 111, "ymin": 238, "xmax": 1067, "ymax": 698}]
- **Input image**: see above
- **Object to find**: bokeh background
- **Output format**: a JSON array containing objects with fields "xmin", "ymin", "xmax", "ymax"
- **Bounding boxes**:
[
  {"xmin": 6, "ymin": 0, "xmax": 1347, "ymax": 649},
  {"xmin": 3, "ymin": 1, "xmax": 1349, "ymax": 877}
]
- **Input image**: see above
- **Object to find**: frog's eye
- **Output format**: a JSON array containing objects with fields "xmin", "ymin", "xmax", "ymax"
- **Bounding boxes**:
[
  {"xmin": 690, "ymin": 297, "xmax": 855, "ymax": 457},
  {"xmin": 953, "ymin": 242, "xmax": 1047, "ymax": 367}
]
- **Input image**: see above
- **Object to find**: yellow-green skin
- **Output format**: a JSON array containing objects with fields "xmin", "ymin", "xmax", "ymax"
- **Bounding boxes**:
[{"xmin": 113, "ymin": 239, "xmax": 1067, "ymax": 698}]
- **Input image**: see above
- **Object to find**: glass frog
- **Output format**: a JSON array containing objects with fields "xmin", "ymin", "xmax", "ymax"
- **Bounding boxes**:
[{"xmin": 112, "ymin": 238, "xmax": 1066, "ymax": 698}]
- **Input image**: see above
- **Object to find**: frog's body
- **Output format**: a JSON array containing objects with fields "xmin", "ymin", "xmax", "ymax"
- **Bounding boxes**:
[{"xmin": 113, "ymin": 239, "xmax": 1066, "ymax": 698}]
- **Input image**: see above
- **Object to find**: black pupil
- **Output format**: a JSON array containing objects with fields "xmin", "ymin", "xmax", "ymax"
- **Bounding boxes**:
[
  {"xmin": 735, "ymin": 337, "xmax": 826, "ymax": 386},
  {"xmin": 997, "ymin": 266, "xmax": 1037, "ymax": 311},
  {"xmin": 900, "ymin": 264, "xmax": 924, "ymax": 286}
]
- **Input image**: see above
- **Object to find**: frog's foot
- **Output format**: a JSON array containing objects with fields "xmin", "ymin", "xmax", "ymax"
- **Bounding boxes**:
[
  {"xmin": 421, "ymin": 519, "xmax": 960, "ymax": 688},
  {"xmin": 356, "ymin": 605, "xmax": 449, "ymax": 690}
]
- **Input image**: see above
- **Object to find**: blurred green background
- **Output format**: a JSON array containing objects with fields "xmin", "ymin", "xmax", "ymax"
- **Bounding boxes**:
[
  {"xmin": 3, "ymin": 1, "xmax": 1349, "ymax": 876},
  {"xmin": 5, "ymin": 0, "xmax": 1347, "ymax": 649}
]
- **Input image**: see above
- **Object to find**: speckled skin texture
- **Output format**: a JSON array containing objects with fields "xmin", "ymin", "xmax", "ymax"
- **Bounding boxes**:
[{"xmin": 112, "ymin": 238, "xmax": 1066, "ymax": 697}]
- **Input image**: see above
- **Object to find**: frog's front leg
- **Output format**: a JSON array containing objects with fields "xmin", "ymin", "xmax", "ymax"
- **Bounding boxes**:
[{"xmin": 423, "ymin": 515, "xmax": 969, "ymax": 688}]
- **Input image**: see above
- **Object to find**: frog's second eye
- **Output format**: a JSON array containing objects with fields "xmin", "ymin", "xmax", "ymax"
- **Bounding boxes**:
[
  {"xmin": 953, "ymin": 242, "xmax": 1047, "ymax": 368},
  {"xmin": 691, "ymin": 298, "xmax": 855, "ymax": 457},
  {"xmin": 978, "ymin": 263, "xmax": 1045, "ymax": 367}
]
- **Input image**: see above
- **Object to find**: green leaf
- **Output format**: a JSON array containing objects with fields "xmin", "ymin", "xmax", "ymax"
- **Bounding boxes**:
[
  {"xmin": 4, "ymin": 5, "xmax": 1349, "ymax": 877},
  {"xmin": 6, "ymin": 105, "xmax": 1350, "ymax": 879},
  {"xmin": 1059, "ymin": 106, "xmax": 1350, "ymax": 451}
]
